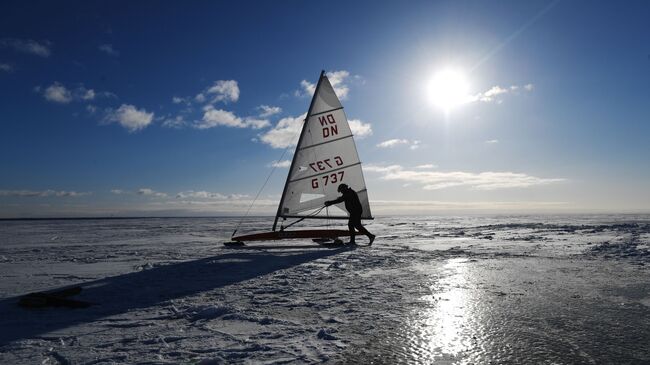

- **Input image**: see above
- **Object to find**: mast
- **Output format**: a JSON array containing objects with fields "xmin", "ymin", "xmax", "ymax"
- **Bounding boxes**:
[{"xmin": 272, "ymin": 70, "xmax": 326, "ymax": 231}]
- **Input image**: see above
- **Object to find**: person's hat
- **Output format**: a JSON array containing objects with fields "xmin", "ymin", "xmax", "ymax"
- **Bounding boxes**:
[{"xmin": 337, "ymin": 183, "xmax": 348, "ymax": 192}]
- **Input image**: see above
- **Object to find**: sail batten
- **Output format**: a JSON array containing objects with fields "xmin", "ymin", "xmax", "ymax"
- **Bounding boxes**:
[
  {"xmin": 309, "ymin": 106, "xmax": 345, "ymax": 117},
  {"xmin": 275, "ymin": 72, "xmax": 372, "ymax": 221},
  {"xmin": 297, "ymin": 135, "xmax": 353, "ymax": 151}
]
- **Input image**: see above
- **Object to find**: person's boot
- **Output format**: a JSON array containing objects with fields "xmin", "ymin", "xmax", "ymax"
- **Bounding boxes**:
[{"xmin": 368, "ymin": 234, "xmax": 375, "ymax": 246}]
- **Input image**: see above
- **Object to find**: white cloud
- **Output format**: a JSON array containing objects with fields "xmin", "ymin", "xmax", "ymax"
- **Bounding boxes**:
[
  {"xmin": 416, "ymin": 164, "xmax": 437, "ymax": 169},
  {"xmin": 243, "ymin": 117, "xmax": 270, "ymax": 130},
  {"xmin": 296, "ymin": 70, "xmax": 352, "ymax": 100},
  {"xmin": 326, "ymin": 70, "xmax": 350, "ymax": 99},
  {"xmin": 150, "ymin": 196, "xmax": 275, "ymax": 215},
  {"xmin": 376, "ymin": 139, "xmax": 410, "ymax": 148},
  {"xmin": 98, "ymin": 44, "xmax": 119, "ymax": 56},
  {"xmin": 176, "ymin": 191, "xmax": 249, "ymax": 200},
  {"xmin": 97, "ymin": 90, "xmax": 117, "ymax": 99},
  {"xmin": 0, "ymin": 189, "xmax": 89, "ymax": 197},
  {"xmin": 348, "ymin": 119, "xmax": 373, "ymax": 138},
  {"xmin": 227, "ymin": 194, "xmax": 250, "ymax": 200},
  {"xmin": 176, "ymin": 191, "xmax": 226, "ymax": 199},
  {"xmin": 194, "ymin": 93, "xmax": 206, "ymax": 103},
  {"xmin": 112, "ymin": 188, "xmax": 179, "ymax": 199},
  {"xmin": 108, "ymin": 104, "xmax": 154, "ymax": 132},
  {"xmin": 370, "ymin": 199, "xmax": 569, "ymax": 214},
  {"xmin": 204, "ymin": 80, "xmax": 239, "ymax": 104},
  {"xmin": 162, "ymin": 115, "xmax": 187, "ymax": 128},
  {"xmin": 480, "ymin": 86, "xmax": 508, "ymax": 102},
  {"xmin": 86, "ymin": 105, "xmax": 97, "ymax": 114},
  {"xmin": 0, "ymin": 63, "xmax": 13, "ymax": 72},
  {"xmin": 40, "ymin": 82, "xmax": 105, "ymax": 104},
  {"xmin": 269, "ymin": 160, "xmax": 291, "ymax": 168},
  {"xmin": 198, "ymin": 107, "xmax": 237, "ymax": 128},
  {"xmin": 190, "ymin": 80, "xmax": 240, "ymax": 105},
  {"xmin": 297, "ymin": 80, "xmax": 316, "ymax": 97},
  {"xmin": 372, "ymin": 139, "xmax": 421, "ymax": 150},
  {"xmin": 0, "ymin": 38, "xmax": 51, "ymax": 57},
  {"xmin": 258, "ymin": 105, "xmax": 282, "ymax": 117},
  {"xmin": 81, "ymin": 88, "xmax": 95, "ymax": 100},
  {"xmin": 196, "ymin": 105, "xmax": 270, "ymax": 130},
  {"xmin": 259, "ymin": 113, "xmax": 305, "ymax": 148},
  {"xmin": 364, "ymin": 164, "xmax": 403, "ymax": 173},
  {"xmin": 172, "ymin": 96, "xmax": 190, "ymax": 105},
  {"xmin": 43, "ymin": 82, "xmax": 72, "ymax": 103},
  {"xmin": 137, "ymin": 188, "xmax": 167, "ymax": 198},
  {"xmin": 365, "ymin": 164, "xmax": 565, "ymax": 190},
  {"xmin": 171, "ymin": 96, "xmax": 193, "ymax": 110},
  {"xmin": 485, "ymin": 139, "xmax": 499, "ymax": 144},
  {"xmin": 472, "ymin": 83, "xmax": 534, "ymax": 103}
]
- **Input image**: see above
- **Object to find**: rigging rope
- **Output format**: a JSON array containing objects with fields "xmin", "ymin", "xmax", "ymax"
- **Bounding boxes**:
[
  {"xmin": 231, "ymin": 142, "xmax": 294, "ymax": 238},
  {"xmin": 281, "ymin": 205, "xmax": 327, "ymax": 231}
]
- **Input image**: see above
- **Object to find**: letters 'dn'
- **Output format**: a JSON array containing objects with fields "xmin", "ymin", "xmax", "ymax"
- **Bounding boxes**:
[{"xmin": 319, "ymin": 114, "xmax": 338, "ymax": 138}]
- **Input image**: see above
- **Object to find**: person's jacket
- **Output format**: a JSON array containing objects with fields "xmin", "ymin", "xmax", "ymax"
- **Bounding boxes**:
[{"xmin": 328, "ymin": 188, "xmax": 362, "ymax": 216}]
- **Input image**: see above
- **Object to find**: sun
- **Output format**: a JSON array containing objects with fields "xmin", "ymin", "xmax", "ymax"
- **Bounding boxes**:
[{"xmin": 426, "ymin": 68, "xmax": 471, "ymax": 112}]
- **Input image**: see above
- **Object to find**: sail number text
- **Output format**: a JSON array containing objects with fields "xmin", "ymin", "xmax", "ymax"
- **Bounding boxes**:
[
  {"xmin": 318, "ymin": 114, "xmax": 338, "ymax": 138},
  {"xmin": 309, "ymin": 156, "xmax": 343, "ymax": 172},
  {"xmin": 310, "ymin": 113, "xmax": 346, "ymax": 188},
  {"xmin": 311, "ymin": 171, "xmax": 344, "ymax": 189}
]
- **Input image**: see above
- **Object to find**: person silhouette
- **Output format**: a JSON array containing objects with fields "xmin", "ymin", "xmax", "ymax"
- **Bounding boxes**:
[{"xmin": 325, "ymin": 183, "xmax": 375, "ymax": 245}]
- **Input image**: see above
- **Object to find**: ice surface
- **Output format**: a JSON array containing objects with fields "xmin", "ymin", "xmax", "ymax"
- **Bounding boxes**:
[{"xmin": 0, "ymin": 215, "xmax": 649, "ymax": 364}]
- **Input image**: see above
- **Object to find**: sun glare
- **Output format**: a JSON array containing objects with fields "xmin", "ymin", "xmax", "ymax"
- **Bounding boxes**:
[{"xmin": 427, "ymin": 68, "xmax": 471, "ymax": 112}]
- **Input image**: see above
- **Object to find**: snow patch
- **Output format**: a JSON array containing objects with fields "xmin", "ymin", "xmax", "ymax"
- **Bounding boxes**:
[{"xmin": 182, "ymin": 304, "xmax": 233, "ymax": 321}]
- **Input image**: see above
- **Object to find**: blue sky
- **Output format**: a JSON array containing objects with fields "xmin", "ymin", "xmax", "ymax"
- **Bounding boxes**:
[{"xmin": 1, "ymin": 0, "xmax": 648, "ymax": 217}]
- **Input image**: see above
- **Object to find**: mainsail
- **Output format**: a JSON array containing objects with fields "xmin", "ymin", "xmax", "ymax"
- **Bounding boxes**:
[
  {"xmin": 273, "ymin": 71, "xmax": 372, "ymax": 229},
  {"xmin": 231, "ymin": 70, "xmax": 373, "ymax": 243}
]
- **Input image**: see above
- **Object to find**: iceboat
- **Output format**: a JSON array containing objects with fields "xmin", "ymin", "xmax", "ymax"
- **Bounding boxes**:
[{"xmin": 228, "ymin": 71, "xmax": 373, "ymax": 245}]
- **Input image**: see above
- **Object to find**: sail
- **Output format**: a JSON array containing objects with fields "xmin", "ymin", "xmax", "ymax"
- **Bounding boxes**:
[{"xmin": 276, "ymin": 73, "xmax": 372, "ymax": 219}]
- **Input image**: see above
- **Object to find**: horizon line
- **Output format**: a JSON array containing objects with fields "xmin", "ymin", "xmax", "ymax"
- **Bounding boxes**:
[{"xmin": 2, "ymin": 211, "xmax": 650, "ymax": 221}]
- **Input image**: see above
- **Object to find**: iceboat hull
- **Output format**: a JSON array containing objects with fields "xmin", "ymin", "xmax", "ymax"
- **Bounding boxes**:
[{"xmin": 232, "ymin": 229, "xmax": 354, "ymax": 242}]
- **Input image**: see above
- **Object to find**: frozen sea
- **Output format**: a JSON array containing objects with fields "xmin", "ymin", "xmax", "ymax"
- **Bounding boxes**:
[{"xmin": 1, "ymin": 215, "xmax": 649, "ymax": 364}]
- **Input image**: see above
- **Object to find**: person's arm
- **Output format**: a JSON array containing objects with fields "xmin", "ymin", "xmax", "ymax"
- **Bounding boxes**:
[{"xmin": 324, "ymin": 196, "xmax": 345, "ymax": 206}]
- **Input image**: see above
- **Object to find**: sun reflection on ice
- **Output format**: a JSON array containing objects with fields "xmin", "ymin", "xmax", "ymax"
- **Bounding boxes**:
[{"xmin": 406, "ymin": 257, "xmax": 476, "ymax": 363}]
